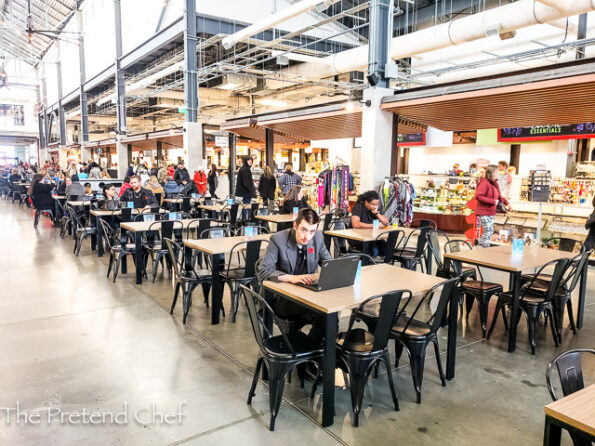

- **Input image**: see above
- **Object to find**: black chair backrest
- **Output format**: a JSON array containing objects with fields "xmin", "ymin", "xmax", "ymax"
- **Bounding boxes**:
[
  {"xmin": 182, "ymin": 196, "xmax": 191, "ymax": 213},
  {"xmin": 200, "ymin": 226, "xmax": 229, "ymax": 239},
  {"xmin": 164, "ymin": 238, "xmax": 184, "ymax": 279},
  {"xmin": 342, "ymin": 252, "xmax": 377, "ymax": 265},
  {"xmin": 400, "ymin": 227, "xmax": 431, "ymax": 258},
  {"xmin": 120, "ymin": 207, "xmax": 132, "ymax": 222},
  {"xmin": 333, "ymin": 208, "xmax": 349, "ymax": 219},
  {"xmin": 412, "ymin": 218, "xmax": 437, "ymax": 230},
  {"xmin": 375, "ymin": 229, "xmax": 404, "ymax": 263},
  {"xmin": 147, "ymin": 220, "xmax": 174, "ymax": 248},
  {"xmin": 426, "ymin": 230, "xmax": 443, "ymax": 270},
  {"xmin": 229, "ymin": 203, "xmax": 239, "ymax": 224},
  {"xmin": 544, "ymin": 237, "xmax": 584, "ymax": 253},
  {"xmin": 154, "ymin": 192, "xmax": 162, "ymax": 204},
  {"xmin": 523, "ymin": 258, "xmax": 569, "ymax": 301},
  {"xmin": 99, "ymin": 219, "xmax": 115, "ymax": 250},
  {"xmin": 343, "ymin": 290, "xmax": 408, "ymax": 352},
  {"xmin": 559, "ymin": 250, "xmax": 592, "ymax": 294},
  {"xmin": 66, "ymin": 205, "xmax": 85, "ymax": 230},
  {"xmin": 442, "ymin": 239, "xmax": 480, "ymax": 279},
  {"xmin": 546, "ymin": 348, "xmax": 594, "ymax": 401},
  {"xmin": 396, "ymin": 279, "xmax": 457, "ymax": 334},
  {"xmin": 226, "ymin": 240, "xmax": 269, "ymax": 278},
  {"xmin": 187, "ymin": 218, "xmax": 212, "ymax": 239},
  {"xmin": 240, "ymin": 285, "xmax": 297, "ymax": 358}
]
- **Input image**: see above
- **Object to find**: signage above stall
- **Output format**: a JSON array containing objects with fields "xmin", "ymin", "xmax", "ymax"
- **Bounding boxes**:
[
  {"xmin": 498, "ymin": 123, "xmax": 595, "ymax": 142},
  {"xmin": 397, "ymin": 133, "xmax": 426, "ymax": 146}
]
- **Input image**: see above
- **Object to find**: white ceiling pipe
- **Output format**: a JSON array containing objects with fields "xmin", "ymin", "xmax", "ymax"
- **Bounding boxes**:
[
  {"xmin": 221, "ymin": 0, "xmax": 340, "ymax": 50},
  {"xmin": 270, "ymin": 0, "xmax": 595, "ymax": 87},
  {"xmin": 270, "ymin": 50, "xmax": 330, "ymax": 64}
]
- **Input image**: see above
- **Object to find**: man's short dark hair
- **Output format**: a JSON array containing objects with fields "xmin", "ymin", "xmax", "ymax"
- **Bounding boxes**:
[
  {"xmin": 295, "ymin": 208, "xmax": 319, "ymax": 226},
  {"xmin": 130, "ymin": 174, "xmax": 141, "ymax": 182}
]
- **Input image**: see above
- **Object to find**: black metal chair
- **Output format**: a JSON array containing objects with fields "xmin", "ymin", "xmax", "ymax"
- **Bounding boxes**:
[
  {"xmin": 67, "ymin": 205, "xmax": 96, "ymax": 256},
  {"xmin": 411, "ymin": 218, "xmax": 437, "ymax": 230},
  {"xmin": 235, "ymin": 225, "xmax": 270, "ymax": 236},
  {"xmin": 143, "ymin": 220, "xmax": 184, "ymax": 282},
  {"xmin": 440, "ymin": 239, "xmax": 502, "ymax": 337},
  {"xmin": 487, "ymin": 258, "xmax": 570, "ymax": 354},
  {"xmin": 393, "ymin": 227, "xmax": 431, "ymax": 271},
  {"xmin": 331, "ymin": 291, "xmax": 404, "ymax": 426},
  {"xmin": 99, "ymin": 219, "xmax": 137, "ymax": 282},
  {"xmin": 375, "ymin": 229, "xmax": 404, "ymax": 264},
  {"xmin": 328, "ymin": 218, "xmax": 349, "ymax": 257},
  {"xmin": 220, "ymin": 239, "xmax": 270, "ymax": 322},
  {"xmin": 391, "ymin": 279, "xmax": 458, "ymax": 403},
  {"xmin": 54, "ymin": 199, "xmax": 71, "ymax": 238},
  {"xmin": 165, "ymin": 238, "xmax": 212, "ymax": 324},
  {"xmin": 30, "ymin": 195, "xmax": 54, "ymax": 229},
  {"xmin": 546, "ymin": 348, "xmax": 594, "ymax": 446},
  {"xmin": 242, "ymin": 285, "xmax": 323, "ymax": 431}
]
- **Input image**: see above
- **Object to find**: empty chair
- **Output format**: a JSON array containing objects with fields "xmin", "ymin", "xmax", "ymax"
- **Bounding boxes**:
[
  {"xmin": 546, "ymin": 348, "xmax": 595, "ymax": 446},
  {"xmin": 411, "ymin": 218, "xmax": 437, "ymax": 230},
  {"xmin": 391, "ymin": 279, "xmax": 457, "ymax": 403},
  {"xmin": 54, "ymin": 199, "xmax": 71, "ymax": 239},
  {"xmin": 67, "ymin": 206, "xmax": 96, "ymax": 256},
  {"xmin": 220, "ymin": 239, "xmax": 269, "ymax": 322},
  {"xmin": 442, "ymin": 238, "xmax": 478, "ymax": 281},
  {"xmin": 165, "ymin": 238, "xmax": 212, "ymax": 324},
  {"xmin": 99, "ymin": 219, "xmax": 137, "ymax": 282},
  {"xmin": 332, "ymin": 291, "xmax": 404, "ymax": 426},
  {"xmin": 374, "ymin": 229, "xmax": 404, "ymax": 264},
  {"xmin": 242, "ymin": 285, "xmax": 322, "ymax": 431},
  {"xmin": 393, "ymin": 227, "xmax": 431, "ymax": 271},
  {"xmin": 487, "ymin": 258, "xmax": 569, "ymax": 354},
  {"xmin": 543, "ymin": 237, "xmax": 584, "ymax": 253},
  {"xmin": 143, "ymin": 220, "xmax": 184, "ymax": 282}
]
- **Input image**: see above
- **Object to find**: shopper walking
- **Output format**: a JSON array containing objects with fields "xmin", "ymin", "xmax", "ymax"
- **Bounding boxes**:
[
  {"xmin": 174, "ymin": 161, "xmax": 190, "ymax": 184},
  {"xmin": 258, "ymin": 165, "xmax": 277, "ymax": 206},
  {"xmin": 277, "ymin": 163, "xmax": 301, "ymax": 195},
  {"xmin": 207, "ymin": 164, "xmax": 219, "ymax": 199},
  {"xmin": 474, "ymin": 165, "xmax": 510, "ymax": 247},
  {"xmin": 497, "ymin": 160, "xmax": 513, "ymax": 200}
]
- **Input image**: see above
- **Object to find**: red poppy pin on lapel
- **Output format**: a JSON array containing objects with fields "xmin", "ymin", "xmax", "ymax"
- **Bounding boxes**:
[{"xmin": 308, "ymin": 247, "xmax": 314, "ymax": 254}]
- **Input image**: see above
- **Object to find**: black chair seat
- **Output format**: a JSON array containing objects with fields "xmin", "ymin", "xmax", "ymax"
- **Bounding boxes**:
[
  {"xmin": 392, "ymin": 317, "xmax": 432, "ymax": 337},
  {"xmin": 462, "ymin": 280, "xmax": 502, "ymax": 292},
  {"xmin": 263, "ymin": 332, "xmax": 323, "ymax": 357},
  {"xmin": 498, "ymin": 290, "xmax": 549, "ymax": 306},
  {"xmin": 394, "ymin": 250, "xmax": 416, "ymax": 259},
  {"xmin": 336, "ymin": 328, "xmax": 375, "ymax": 353},
  {"xmin": 179, "ymin": 269, "xmax": 211, "ymax": 282}
]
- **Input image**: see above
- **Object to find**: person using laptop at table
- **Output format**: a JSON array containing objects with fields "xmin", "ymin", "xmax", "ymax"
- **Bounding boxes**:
[
  {"xmin": 258, "ymin": 208, "xmax": 331, "ymax": 341},
  {"xmin": 120, "ymin": 174, "xmax": 158, "ymax": 210}
]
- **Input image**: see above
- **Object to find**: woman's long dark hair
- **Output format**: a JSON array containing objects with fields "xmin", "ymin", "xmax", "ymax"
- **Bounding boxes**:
[
  {"xmin": 357, "ymin": 190, "xmax": 379, "ymax": 204},
  {"xmin": 210, "ymin": 164, "xmax": 217, "ymax": 175},
  {"xmin": 28, "ymin": 174, "xmax": 44, "ymax": 195}
]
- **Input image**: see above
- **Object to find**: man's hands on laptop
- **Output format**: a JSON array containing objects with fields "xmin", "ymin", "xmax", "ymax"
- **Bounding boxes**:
[{"xmin": 279, "ymin": 273, "xmax": 320, "ymax": 285}]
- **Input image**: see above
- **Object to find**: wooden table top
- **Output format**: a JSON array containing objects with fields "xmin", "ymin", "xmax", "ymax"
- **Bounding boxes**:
[
  {"xmin": 544, "ymin": 384, "xmax": 595, "ymax": 437},
  {"xmin": 120, "ymin": 219, "xmax": 198, "ymax": 232},
  {"xmin": 324, "ymin": 227, "xmax": 414, "ymax": 242},
  {"xmin": 256, "ymin": 213, "xmax": 296, "ymax": 223},
  {"xmin": 184, "ymin": 234, "xmax": 271, "ymax": 255},
  {"xmin": 263, "ymin": 263, "xmax": 445, "ymax": 314},
  {"xmin": 444, "ymin": 244, "xmax": 575, "ymax": 273},
  {"xmin": 162, "ymin": 197, "xmax": 200, "ymax": 204},
  {"xmin": 67, "ymin": 200, "xmax": 96, "ymax": 206},
  {"xmin": 90, "ymin": 208, "xmax": 167, "ymax": 216}
]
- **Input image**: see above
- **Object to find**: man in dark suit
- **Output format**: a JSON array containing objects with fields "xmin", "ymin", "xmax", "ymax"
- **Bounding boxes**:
[{"xmin": 258, "ymin": 208, "xmax": 331, "ymax": 341}]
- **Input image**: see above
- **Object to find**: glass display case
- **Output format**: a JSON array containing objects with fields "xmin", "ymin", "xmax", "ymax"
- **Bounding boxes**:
[{"xmin": 412, "ymin": 175, "xmax": 476, "ymax": 216}]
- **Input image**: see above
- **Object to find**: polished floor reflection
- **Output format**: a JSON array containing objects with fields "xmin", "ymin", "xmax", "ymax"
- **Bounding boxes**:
[{"xmin": 0, "ymin": 202, "xmax": 593, "ymax": 445}]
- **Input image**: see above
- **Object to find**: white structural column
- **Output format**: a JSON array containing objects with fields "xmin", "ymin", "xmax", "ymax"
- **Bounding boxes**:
[
  {"xmin": 116, "ymin": 140, "xmax": 129, "ymax": 178},
  {"xmin": 184, "ymin": 122, "xmax": 205, "ymax": 174},
  {"xmin": 360, "ymin": 86, "xmax": 394, "ymax": 191}
]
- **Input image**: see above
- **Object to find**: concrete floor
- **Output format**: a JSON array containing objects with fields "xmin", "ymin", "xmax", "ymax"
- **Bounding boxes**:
[{"xmin": 0, "ymin": 201, "xmax": 593, "ymax": 446}]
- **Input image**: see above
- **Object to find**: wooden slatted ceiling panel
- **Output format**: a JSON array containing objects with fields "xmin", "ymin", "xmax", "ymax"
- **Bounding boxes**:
[
  {"xmin": 264, "ymin": 112, "xmax": 363, "ymax": 140},
  {"xmin": 223, "ymin": 125, "xmax": 304, "ymax": 144},
  {"xmin": 381, "ymin": 73, "xmax": 595, "ymax": 131},
  {"xmin": 129, "ymin": 135, "xmax": 183, "ymax": 151}
]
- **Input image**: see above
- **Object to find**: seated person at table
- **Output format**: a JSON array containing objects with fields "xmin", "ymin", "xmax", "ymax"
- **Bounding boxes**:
[
  {"xmin": 280, "ymin": 185, "xmax": 310, "ymax": 214},
  {"xmin": 180, "ymin": 177, "xmax": 199, "ymax": 196},
  {"xmin": 102, "ymin": 183, "xmax": 120, "ymax": 210},
  {"xmin": 120, "ymin": 175, "xmax": 158, "ymax": 209},
  {"xmin": 9, "ymin": 168, "xmax": 22, "ymax": 183},
  {"xmin": 351, "ymin": 190, "xmax": 389, "ymax": 229},
  {"xmin": 56, "ymin": 176, "xmax": 71, "ymax": 195},
  {"xmin": 257, "ymin": 209, "xmax": 331, "ymax": 341},
  {"xmin": 163, "ymin": 176, "xmax": 180, "ymax": 196},
  {"xmin": 65, "ymin": 180, "xmax": 85, "ymax": 199},
  {"xmin": 84, "ymin": 182, "xmax": 94, "ymax": 197}
]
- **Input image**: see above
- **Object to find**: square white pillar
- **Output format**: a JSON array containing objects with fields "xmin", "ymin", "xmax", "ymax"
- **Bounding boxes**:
[
  {"xmin": 360, "ymin": 86, "xmax": 394, "ymax": 191},
  {"xmin": 116, "ymin": 139, "xmax": 129, "ymax": 178},
  {"xmin": 184, "ymin": 122, "xmax": 205, "ymax": 175},
  {"xmin": 58, "ymin": 146, "xmax": 68, "ymax": 171}
]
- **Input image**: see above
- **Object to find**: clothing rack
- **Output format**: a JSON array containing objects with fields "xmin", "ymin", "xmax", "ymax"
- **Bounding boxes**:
[{"xmin": 378, "ymin": 177, "xmax": 416, "ymax": 225}]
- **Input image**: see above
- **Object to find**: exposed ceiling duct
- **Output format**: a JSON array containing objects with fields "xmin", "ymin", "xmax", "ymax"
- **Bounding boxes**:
[
  {"xmin": 221, "ymin": 0, "xmax": 340, "ymax": 49},
  {"xmin": 268, "ymin": 0, "xmax": 595, "ymax": 88}
]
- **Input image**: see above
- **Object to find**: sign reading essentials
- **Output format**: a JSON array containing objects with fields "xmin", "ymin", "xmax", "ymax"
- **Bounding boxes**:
[
  {"xmin": 397, "ymin": 133, "xmax": 426, "ymax": 146},
  {"xmin": 498, "ymin": 123, "xmax": 595, "ymax": 142}
]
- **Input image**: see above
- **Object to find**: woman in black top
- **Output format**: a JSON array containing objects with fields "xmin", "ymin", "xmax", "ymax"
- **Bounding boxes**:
[
  {"xmin": 258, "ymin": 166, "xmax": 277, "ymax": 205},
  {"xmin": 350, "ymin": 190, "xmax": 389, "ymax": 228},
  {"xmin": 584, "ymin": 196, "xmax": 595, "ymax": 250},
  {"xmin": 281, "ymin": 185, "xmax": 309, "ymax": 214},
  {"xmin": 207, "ymin": 164, "xmax": 219, "ymax": 199},
  {"xmin": 29, "ymin": 174, "xmax": 54, "ymax": 211}
]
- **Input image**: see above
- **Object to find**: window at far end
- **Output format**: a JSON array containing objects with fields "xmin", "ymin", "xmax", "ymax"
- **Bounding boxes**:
[{"xmin": 0, "ymin": 104, "xmax": 25, "ymax": 126}]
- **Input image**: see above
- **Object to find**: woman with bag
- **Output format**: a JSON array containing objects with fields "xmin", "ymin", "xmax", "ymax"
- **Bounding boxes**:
[{"xmin": 474, "ymin": 164, "xmax": 511, "ymax": 247}]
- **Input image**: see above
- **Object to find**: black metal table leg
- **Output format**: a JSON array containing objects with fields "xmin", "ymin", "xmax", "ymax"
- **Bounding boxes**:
[
  {"xmin": 577, "ymin": 259, "xmax": 588, "ymax": 329},
  {"xmin": 508, "ymin": 271, "xmax": 521, "ymax": 353},
  {"xmin": 446, "ymin": 278, "xmax": 458, "ymax": 380},
  {"xmin": 134, "ymin": 231, "xmax": 143, "ymax": 284},
  {"xmin": 543, "ymin": 415, "xmax": 562, "ymax": 446},
  {"xmin": 210, "ymin": 253, "xmax": 223, "ymax": 324},
  {"xmin": 96, "ymin": 215, "xmax": 104, "ymax": 257},
  {"xmin": 321, "ymin": 312, "xmax": 338, "ymax": 427}
]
